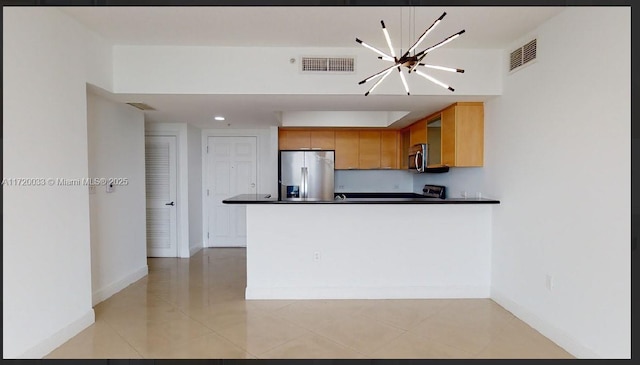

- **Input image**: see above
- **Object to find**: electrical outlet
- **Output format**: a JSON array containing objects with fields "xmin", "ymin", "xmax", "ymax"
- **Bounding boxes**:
[
  {"xmin": 545, "ymin": 274, "xmax": 554, "ymax": 291},
  {"xmin": 313, "ymin": 251, "xmax": 321, "ymax": 262},
  {"xmin": 337, "ymin": 185, "xmax": 344, "ymax": 190}
]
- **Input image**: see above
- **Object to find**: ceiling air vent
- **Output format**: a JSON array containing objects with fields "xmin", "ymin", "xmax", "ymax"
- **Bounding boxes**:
[
  {"xmin": 301, "ymin": 57, "xmax": 355, "ymax": 73},
  {"xmin": 509, "ymin": 38, "xmax": 537, "ymax": 73},
  {"xmin": 126, "ymin": 102, "xmax": 156, "ymax": 111}
]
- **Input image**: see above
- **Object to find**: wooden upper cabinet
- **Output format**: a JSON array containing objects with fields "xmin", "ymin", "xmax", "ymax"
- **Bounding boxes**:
[
  {"xmin": 400, "ymin": 128, "xmax": 410, "ymax": 170},
  {"xmin": 405, "ymin": 102, "xmax": 484, "ymax": 167},
  {"xmin": 278, "ymin": 127, "xmax": 404, "ymax": 170},
  {"xmin": 380, "ymin": 131, "xmax": 399, "ymax": 169},
  {"xmin": 441, "ymin": 107, "xmax": 456, "ymax": 167},
  {"xmin": 453, "ymin": 103, "xmax": 484, "ymax": 166},
  {"xmin": 279, "ymin": 129, "xmax": 310, "ymax": 150},
  {"xmin": 358, "ymin": 131, "xmax": 381, "ymax": 169},
  {"xmin": 441, "ymin": 102, "xmax": 484, "ymax": 167},
  {"xmin": 310, "ymin": 130, "xmax": 335, "ymax": 149},
  {"xmin": 334, "ymin": 130, "xmax": 359, "ymax": 169},
  {"xmin": 409, "ymin": 120, "xmax": 427, "ymax": 146}
]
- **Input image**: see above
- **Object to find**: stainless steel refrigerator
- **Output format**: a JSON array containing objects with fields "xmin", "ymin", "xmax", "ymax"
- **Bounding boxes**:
[{"xmin": 279, "ymin": 150, "xmax": 335, "ymax": 201}]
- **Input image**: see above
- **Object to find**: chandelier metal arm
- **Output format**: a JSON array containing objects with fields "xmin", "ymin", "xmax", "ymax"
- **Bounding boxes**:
[
  {"xmin": 419, "ymin": 64, "xmax": 465, "ymax": 73},
  {"xmin": 414, "ymin": 69, "xmax": 455, "ymax": 92},
  {"xmin": 408, "ymin": 53, "xmax": 428, "ymax": 74},
  {"xmin": 397, "ymin": 67, "xmax": 410, "ymax": 95},
  {"xmin": 380, "ymin": 21, "xmax": 397, "ymax": 59},
  {"xmin": 365, "ymin": 68, "xmax": 395, "ymax": 96},
  {"xmin": 399, "ymin": 11, "xmax": 446, "ymax": 61},
  {"xmin": 358, "ymin": 62, "xmax": 401, "ymax": 85},
  {"xmin": 414, "ymin": 29, "xmax": 466, "ymax": 59},
  {"xmin": 356, "ymin": 38, "xmax": 393, "ymax": 60}
]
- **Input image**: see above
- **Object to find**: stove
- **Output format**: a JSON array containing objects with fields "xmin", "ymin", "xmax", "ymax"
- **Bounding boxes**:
[{"xmin": 422, "ymin": 184, "xmax": 446, "ymax": 199}]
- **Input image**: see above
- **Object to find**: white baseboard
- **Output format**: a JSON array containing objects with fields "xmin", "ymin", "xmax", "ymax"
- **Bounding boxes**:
[
  {"xmin": 491, "ymin": 287, "xmax": 600, "ymax": 359},
  {"xmin": 189, "ymin": 243, "xmax": 203, "ymax": 257},
  {"xmin": 92, "ymin": 265, "xmax": 148, "ymax": 306},
  {"xmin": 246, "ymin": 285, "xmax": 490, "ymax": 299},
  {"xmin": 207, "ymin": 244, "xmax": 247, "ymax": 248},
  {"xmin": 18, "ymin": 309, "xmax": 95, "ymax": 359}
]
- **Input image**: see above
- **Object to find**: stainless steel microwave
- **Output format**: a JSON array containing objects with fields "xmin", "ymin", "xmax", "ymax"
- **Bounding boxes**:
[{"xmin": 408, "ymin": 143, "xmax": 428, "ymax": 173}]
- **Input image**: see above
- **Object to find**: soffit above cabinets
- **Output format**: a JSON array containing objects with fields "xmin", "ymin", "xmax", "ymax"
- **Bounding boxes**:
[{"xmin": 280, "ymin": 111, "xmax": 410, "ymax": 128}]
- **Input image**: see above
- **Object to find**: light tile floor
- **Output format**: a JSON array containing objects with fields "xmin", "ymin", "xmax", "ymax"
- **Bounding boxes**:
[{"xmin": 46, "ymin": 248, "xmax": 574, "ymax": 359}]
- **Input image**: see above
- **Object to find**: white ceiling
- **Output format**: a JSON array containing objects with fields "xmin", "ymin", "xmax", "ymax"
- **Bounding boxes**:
[{"xmin": 67, "ymin": 6, "xmax": 564, "ymax": 128}]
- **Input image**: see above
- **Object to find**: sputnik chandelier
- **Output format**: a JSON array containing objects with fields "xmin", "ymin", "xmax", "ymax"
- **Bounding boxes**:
[{"xmin": 356, "ymin": 11, "xmax": 465, "ymax": 96}]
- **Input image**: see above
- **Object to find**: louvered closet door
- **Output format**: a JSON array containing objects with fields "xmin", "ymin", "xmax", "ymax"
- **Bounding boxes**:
[{"xmin": 145, "ymin": 136, "xmax": 178, "ymax": 257}]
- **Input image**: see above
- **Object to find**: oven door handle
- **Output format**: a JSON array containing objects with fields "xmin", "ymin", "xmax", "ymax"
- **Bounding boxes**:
[{"xmin": 415, "ymin": 151, "xmax": 424, "ymax": 172}]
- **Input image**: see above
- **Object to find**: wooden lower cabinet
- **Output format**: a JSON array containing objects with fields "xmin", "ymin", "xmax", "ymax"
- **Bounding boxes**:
[{"xmin": 334, "ymin": 130, "xmax": 360, "ymax": 169}]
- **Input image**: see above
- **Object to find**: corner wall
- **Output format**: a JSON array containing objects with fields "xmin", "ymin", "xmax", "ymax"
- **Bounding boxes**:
[
  {"xmin": 2, "ymin": 7, "xmax": 112, "ymax": 358},
  {"xmin": 485, "ymin": 7, "xmax": 630, "ymax": 358},
  {"xmin": 188, "ymin": 124, "xmax": 203, "ymax": 255},
  {"xmin": 87, "ymin": 92, "xmax": 148, "ymax": 306}
]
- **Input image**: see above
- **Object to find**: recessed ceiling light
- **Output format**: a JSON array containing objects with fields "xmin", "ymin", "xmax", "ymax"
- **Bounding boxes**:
[{"xmin": 214, "ymin": 116, "xmax": 225, "ymax": 121}]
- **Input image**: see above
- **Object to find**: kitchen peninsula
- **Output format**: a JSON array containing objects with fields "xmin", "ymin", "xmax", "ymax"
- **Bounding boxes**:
[{"xmin": 223, "ymin": 194, "xmax": 500, "ymax": 300}]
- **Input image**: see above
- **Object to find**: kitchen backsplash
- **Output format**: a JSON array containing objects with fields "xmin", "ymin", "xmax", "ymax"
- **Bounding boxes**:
[
  {"xmin": 335, "ymin": 170, "xmax": 413, "ymax": 192},
  {"xmin": 413, "ymin": 167, "xmax": 486, "ymax": 199},
  {"xmin": 334, "ymin": 168, "xmax": 487, "ymax": 198}
]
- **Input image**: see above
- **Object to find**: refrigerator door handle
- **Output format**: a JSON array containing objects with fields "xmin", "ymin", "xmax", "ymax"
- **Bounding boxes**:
[{"xmin": 302, "ymin": 167, "xmax": 309, "ymax": 198}]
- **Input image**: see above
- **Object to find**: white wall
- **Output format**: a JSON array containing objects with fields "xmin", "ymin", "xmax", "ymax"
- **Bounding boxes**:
[
  {"xmin": 113, "ymin": 46, "xmax": 502, "ymax": 96},
  {"xmin": 282, "ymin": 111, "xmax": 409, "ymax": 127},
  {"xmin": 335, "ymin": 170, "xmax": 413, "ymax": 192},
  {"xmin": 3, "ymin": 8, "xmax": 111, "ymax": 358},
  {"xmin": 187, "ymin": 124, "xmax": 203, "ymax": 255},
  {"xmin": 87, "ymin": 92, "xmax": 148, "ymax": 306},
  {"xmin": 485, "ymin": 7, "xmax": 630, "ymax": 358}
]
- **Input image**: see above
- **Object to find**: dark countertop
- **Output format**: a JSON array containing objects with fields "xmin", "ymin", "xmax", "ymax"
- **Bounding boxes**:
[{"xmin": 223, "ymin": 193, "xmax": 500, "ymax": 204}]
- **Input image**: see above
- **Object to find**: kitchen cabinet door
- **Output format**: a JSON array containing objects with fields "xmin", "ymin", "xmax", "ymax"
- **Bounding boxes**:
[
  {"xmin": 400, "ymin": 128, "xmax": 410, "ymax": 170},
  {"xmin": 310, "ymin": 130, "xmax": 335, "ymax": 150},
  {"xmin": 409, "ymin": 120, "xmax": 427, "ymax": 146},
  {"xmin": 358, "ymin": 131, "xmax": 381, "ymax": 169},
  {"xmin": 380, "ymin": 130, "xmax": 399, "ymax": 169},
  {"xmin": 441, "ymin": 103, "xmax": 484, "ymax": 167},
  {"xmin": 335, "ymin": 130, "xmax": 359, "ymax": 169},
  {"xmin": 279, "ymin": 129, "xmax": 310, "ymax": 150},
  {"xmin": 455, "ymin": 104, "xmax": 484, "ymax": 166}
]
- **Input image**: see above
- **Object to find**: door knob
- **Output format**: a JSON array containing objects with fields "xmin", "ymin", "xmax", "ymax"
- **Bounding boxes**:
[
  {"xmin": 250, "ymin": 183, "xmax": 256, "ymax": 188},
  {"xmin": 165, "ymin": 201, "xmax": 175, "ymax": 206}
]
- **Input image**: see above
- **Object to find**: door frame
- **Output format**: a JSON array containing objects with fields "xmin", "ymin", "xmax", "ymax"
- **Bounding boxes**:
[
  {"xmin": 145, "ymin": 123, "xmax": 189, "ymax": 258},
  {"xmin": 201, "ymin": 128, "xmax": 278, "ymax": 248}
]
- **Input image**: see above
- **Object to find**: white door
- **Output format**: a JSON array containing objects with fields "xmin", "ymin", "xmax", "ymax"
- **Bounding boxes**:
[
  {"xmin": 145, "ymin": 136, "xmax": 178, "ymax": 257},
  {"xmin": 206, "ymin": 136, "xmax": 257, "ymax": 247}
]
